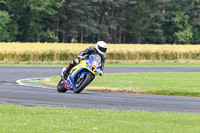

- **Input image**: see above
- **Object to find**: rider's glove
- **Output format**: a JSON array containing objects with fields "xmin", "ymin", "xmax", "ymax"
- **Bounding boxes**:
[
  {"xmin": 78, "ymin": 55, "xmax": 84, "ymax": 60},
  {"xmin": 99, "ymin": 71, "xmax": 103, "ymax": 76}
]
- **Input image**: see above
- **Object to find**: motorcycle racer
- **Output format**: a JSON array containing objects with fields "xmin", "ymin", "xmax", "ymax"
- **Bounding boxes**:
[{"xmin": 63, "ymin": 41, "xmax": 107, "ymax": 78}]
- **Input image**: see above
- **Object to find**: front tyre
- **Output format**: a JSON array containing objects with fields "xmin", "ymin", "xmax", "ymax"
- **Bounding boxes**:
[
  {"xmin": 74, "ymin": 73, "xmax": 93, "ymax": 93},
  {"xmin": 57, "ymin": 79, "xmax": 67, "ymax": 93}
]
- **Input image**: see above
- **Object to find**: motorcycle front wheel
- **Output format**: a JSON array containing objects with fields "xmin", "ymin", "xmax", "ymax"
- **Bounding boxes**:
[
  {"xmin": 74, "ymin": 73, "xmax": 93, "ymax": 93},
  {"xmin": 57, "ymin": 79, "xmax": 67, "ymax": 93}
]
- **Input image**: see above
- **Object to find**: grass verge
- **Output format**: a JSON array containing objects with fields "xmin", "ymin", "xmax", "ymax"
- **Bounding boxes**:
[
  {"xmin": 40, "ymin": 72, "xmax": 200, "ymax": 97},
  {"xmin": 1, "ymin": 60, "xmax": 200, "ymax": 67},
  {"xmin": 1, "ymin": 105, "xmax": 200, "ymax": 133}
]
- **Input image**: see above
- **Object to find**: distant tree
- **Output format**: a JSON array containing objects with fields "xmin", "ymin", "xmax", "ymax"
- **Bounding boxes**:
[
  {"xmin": 188, "ymin": 0, "xmax": 200, "ymax": 43},
  {"xmin": 57, "ymin": 0, "xmax": 97, "ymax": 43},
  {"xmin": 116, "ymin": 0, "xmax": 128, "ymax": 43},
  {"xmin": 172, "ymin": 12, "xmax": 193, "ymax": 44},
  {"xmin": 127, "ymin": 0, "xmax": 151, "ymax": 43},
  {"xmin": 71, "ymin": 0, "xmax": 97, "ymax": 43},
  {"xmin": 2, "ymin": 0, "xmax": 63, "ymax": 42},
  {"xmin": 1, "ymin": 0, "xmax": 200, "ymax": 44},
  {"xmin": 162, "ymin": 0, "xmax": 198, "ymax": 44},
  {"xmin": 145, "ymin": 0, "xmax": 170, "ymax": 44},
  {"xmin": 23, "ymin": 0, "xmax": 63, "ymax": 42},
  {"xmin": 0, "ymin": 10, "xmax": 10, "ymax": 41}
]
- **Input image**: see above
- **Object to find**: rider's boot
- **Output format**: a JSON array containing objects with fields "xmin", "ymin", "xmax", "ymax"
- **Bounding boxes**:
[{"xmin": 63, "ymin": 59, "xmax": 79, "ymax": 79}]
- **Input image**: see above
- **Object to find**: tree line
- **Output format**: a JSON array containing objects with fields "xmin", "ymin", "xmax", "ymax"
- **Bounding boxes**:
[{"xmin": 0, "ymin": 0, "xmax": 200, "ymax": 44}]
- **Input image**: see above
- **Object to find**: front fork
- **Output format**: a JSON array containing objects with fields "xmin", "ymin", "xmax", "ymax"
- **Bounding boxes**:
[
  {"xmin": 61, "ymin": 67, "xmax": 68, "ymax": 88},
  {"xmin": 61, "ymin": 67, "xmax": 66, "ymax": 77}
]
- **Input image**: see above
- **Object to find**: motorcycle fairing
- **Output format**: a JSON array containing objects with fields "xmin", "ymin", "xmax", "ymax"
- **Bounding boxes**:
[
  {"xmin": 65, "ymin": 67, "xmax": 84, "ymax": 90},
  {"xmin": 62, "ymin": 54, "xmax": 101, "ymax": 91}
]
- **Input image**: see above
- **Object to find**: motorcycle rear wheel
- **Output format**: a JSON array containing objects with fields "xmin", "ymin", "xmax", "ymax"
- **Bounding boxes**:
[
  {"xmin": 74, "ymin": 73, "xmax": 93, "ymax": 93},
  {"xmin": 57, "ymin": 79, "xmax": 67, "ymax": 93}
]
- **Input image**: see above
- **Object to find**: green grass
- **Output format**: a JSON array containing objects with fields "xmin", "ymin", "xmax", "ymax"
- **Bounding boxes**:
[
  {"xmin": 1, "ymin": 105, "xmax": 200, "ymax": 133},
  {"xmin": 105, "ymin": 63, "xmax": 200, "ymax": 67},
  {"xmin": 105, "ymin": 60, "xmax": 200, "ymax": 67},
  {"xmin": 40, "ymin": 72, "xmax": 200, "ymax": 97},
  {"xmin": 1, "ymin": 63, "xmax": 200, "ymax": 67},
  {"xmin": 0, "ymin": 61, "xmax": 70, "ymax": 67},
  {"xmin": 1, "ymin": 60, "xmax": 200, "ymax": 67}
]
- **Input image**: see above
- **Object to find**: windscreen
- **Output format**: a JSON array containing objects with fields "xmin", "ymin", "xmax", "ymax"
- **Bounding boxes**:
[{"xmin": 89, "ymin": 54, "xmax": 101, "ymax": 64}]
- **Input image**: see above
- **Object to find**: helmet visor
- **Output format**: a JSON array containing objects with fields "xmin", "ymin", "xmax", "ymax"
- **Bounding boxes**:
[{"xmin": 98, "ymin": 45, "xmax": 107, "ymax": 53}]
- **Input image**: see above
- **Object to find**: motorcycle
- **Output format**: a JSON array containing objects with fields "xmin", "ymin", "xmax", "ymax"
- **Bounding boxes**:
[{"xmin": 57, "ymin": 54, "xmax": 102, "ymax": 93}]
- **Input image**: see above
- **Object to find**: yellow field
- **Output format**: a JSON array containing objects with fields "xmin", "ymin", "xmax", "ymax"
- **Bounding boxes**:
[
  {"xmin": 0, "ymin": 43, "xmax": 92, "ymax": 53},
  {"xmin": 0, "ymin": 43, "xmax": 200, "ymax": 61}
]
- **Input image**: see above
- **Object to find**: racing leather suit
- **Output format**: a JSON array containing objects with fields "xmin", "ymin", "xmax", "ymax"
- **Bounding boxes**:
[{"xmin": 65, "ymin": 46, "xmax": 106, "ymax": 74}]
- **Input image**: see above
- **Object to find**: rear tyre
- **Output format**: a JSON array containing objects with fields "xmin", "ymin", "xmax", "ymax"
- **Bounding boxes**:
[
  {"xmin": 74, "ymin": 73, "xmax": 93, "ymax": 93},
  {"xmin": 57, "ymin": 79, "xmax": 67, "ymax": 93}
]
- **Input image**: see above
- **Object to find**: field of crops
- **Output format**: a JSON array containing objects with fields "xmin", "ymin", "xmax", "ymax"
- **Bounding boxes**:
[{"xmin": 0, "ymin": 43, "xmax": 200, "ymax": 61}]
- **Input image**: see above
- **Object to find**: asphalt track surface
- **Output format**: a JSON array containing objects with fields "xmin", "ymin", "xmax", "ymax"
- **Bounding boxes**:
[{"xmin": 0, "ymin": 66, "xmax": 200, "ymax": 113}]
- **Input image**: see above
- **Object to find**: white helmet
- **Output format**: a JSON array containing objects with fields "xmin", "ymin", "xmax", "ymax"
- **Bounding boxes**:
[{"xmin": 96, "ymin": 41, "xmax": 107, "ymax": 55}]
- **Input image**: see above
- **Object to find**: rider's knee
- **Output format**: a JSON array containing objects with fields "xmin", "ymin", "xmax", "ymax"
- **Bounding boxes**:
[{"xmin": 71, "ymin": 59, "xmax": 79, "ymax": 66}]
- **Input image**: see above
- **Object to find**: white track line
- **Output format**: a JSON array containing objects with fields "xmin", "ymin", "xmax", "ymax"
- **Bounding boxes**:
[{"xmin": 16, "ymin": 78, "xmax": 56, "ymax": 89}]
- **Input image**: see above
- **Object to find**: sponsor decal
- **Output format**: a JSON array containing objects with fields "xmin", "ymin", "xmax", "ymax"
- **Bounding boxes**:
[{"xmin": 92, "ymin": 61, "xmax": 99, "ymax": 68}]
